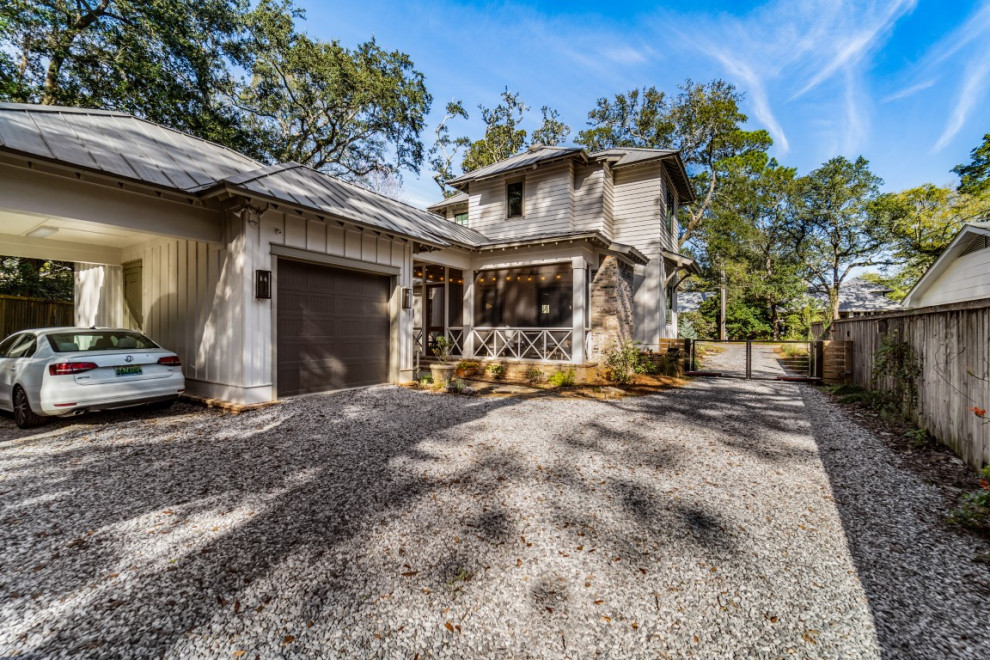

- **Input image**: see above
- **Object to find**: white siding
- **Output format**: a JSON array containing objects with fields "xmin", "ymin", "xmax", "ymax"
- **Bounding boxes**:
[
  {"xmin": 612, "ymin": 162, "xmax": 673, "ymax": 257},
  {"xmin": 118, "ymin": 210, "xmax": 415, "ymax": 404},
  {"xmin": 573, "ymin": 164, "xmax": 606, "ymax": 236},
  {"xmin": 602, "ymin": 164, "xmax": 615, "ymax": 238},
  {"xmin": 916, "ymin": 248, "xmax": 990, "ymax": 307},
  {"xmin": 467, "ymin": 161, "xmax": 573, "ymax": 240}
]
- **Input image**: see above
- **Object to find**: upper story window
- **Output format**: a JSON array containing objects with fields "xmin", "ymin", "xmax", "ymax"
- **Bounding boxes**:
[
  {"xmin": 506, "ymin": 181, "xmax": 524, "ymax": 218},
  {"xmin": 453, "ymin": 211, "xmax": 468, "ymax": 226}
]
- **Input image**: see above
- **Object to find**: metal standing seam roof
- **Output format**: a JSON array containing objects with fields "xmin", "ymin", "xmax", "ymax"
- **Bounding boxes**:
[
  {"xmin": 446, "ymin": 146, "xmax": 584, "ymax": 186},
  {"xmin": 426, "ymin": 190, "xmax": 469, "ymax": 211},
  {"xmin": 216, "ymin": 163, "xmax": 490, "ymax": 247},
  {"xmin": 0, "ymin": 103, "xmax": 262, "ymax": 191}
]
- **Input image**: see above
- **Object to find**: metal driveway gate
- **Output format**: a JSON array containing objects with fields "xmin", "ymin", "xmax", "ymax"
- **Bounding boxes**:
[{"xmin": 688, "ymin": 340, "xmax": 821, "ymax": 382}]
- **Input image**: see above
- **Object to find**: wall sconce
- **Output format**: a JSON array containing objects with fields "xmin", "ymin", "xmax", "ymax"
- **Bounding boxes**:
[
  {"xmin": 256, "ymin": 270, "xmax": 271, "ymax": 299},
  {"xmin": 401, "ymin": 287, "xmax": 413, "ymax": 309}
]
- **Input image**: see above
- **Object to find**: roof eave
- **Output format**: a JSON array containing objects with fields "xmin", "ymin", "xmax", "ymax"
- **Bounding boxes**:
[{"xmin": 903, "ymin": 223, "xmax": 990, "ymax": 306}]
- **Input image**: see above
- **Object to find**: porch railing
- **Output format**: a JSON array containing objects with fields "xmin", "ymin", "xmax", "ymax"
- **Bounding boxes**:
[
  {"xmin": 413, "ymin": 327, "xmax": 464, "ymax": 358},
  {"xmin": 471, "ymin": 327, "xmax": 573, "ymax": 362}
]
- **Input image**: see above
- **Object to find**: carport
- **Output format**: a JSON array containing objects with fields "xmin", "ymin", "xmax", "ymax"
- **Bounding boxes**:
[{"xmin": 0, "ymin": 103, "xmax": 464, "ymax": 405}]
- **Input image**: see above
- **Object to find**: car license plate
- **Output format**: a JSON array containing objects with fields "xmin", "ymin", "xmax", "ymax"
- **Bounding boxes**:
[{"xmin": 115, "ymin": 365, "xmax": 142, "ymax": 376}]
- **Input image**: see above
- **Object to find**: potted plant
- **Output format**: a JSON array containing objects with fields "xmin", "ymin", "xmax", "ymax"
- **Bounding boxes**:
[
  {"xmin": 455, "ymin": 360, "xmax": 480, "ymax": 378},
  {"xmin": 429, "ymin": 336, "xmax": 456, "ymax": 388}
]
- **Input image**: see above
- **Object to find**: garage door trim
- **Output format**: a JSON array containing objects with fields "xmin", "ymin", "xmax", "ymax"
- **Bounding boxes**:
[{"xmin": 271, "ymin": 244, "xmax": 400, "ymax": 276}]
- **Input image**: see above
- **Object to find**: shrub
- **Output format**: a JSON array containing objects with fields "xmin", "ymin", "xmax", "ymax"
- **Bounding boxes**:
[
  {"xmin": 871, "ymin": 334, "xmax": 921, "ymax": 416},
  {"xmin": 525, "ymin": 367, "xmax": 544, "ymax": 384},
  {"xmin": 948, "ymin": 467, "xmax": 990, "ymax": 531},
  {"xmin": 485, "ymin": 362, "xmax": 506, "ymax": 380},
  {"xmin": 456, "ymin": 360, "xmax": 480, "ymax": 372},
  {"xmin": 605, "ymin": 340, "xmax": 640, "ymax": 384},
  {"xmin": 547, "ymin": 369, "xmax": 576, "ymax": 387}
]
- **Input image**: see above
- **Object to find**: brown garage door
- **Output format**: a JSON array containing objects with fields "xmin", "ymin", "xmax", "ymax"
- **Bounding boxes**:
[{"xmin": 277, "ymin": 259, "xmax": 391, "ymax": 396}]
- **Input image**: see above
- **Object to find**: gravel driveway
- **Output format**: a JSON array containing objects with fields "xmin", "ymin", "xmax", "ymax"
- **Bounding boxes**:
[{"xmin": 2, "ymin": 379, "xmax": 989, "ymax": 658}]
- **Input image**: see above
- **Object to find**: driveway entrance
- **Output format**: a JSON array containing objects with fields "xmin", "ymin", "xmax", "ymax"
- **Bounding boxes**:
[{"xmin": 690, "ymin": 340, "xmax": 816, "ymax": 380}]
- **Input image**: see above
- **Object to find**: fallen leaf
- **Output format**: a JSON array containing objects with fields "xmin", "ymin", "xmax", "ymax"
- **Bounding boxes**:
[
  {"xmin": 516, "ymin": 559, "xmax": 522, "ymax": 567},
  {"xmin": 307, "ymin": 621, "xmax": 313, "ymax": 629},
  {"xmin": 233, "ymin": 601, "xmax": 240, "ymax": 613},
  {"xmin": 283, "ymin": 635, "xmax": 294, "ymax": 645},
  {"xmin": 445, "ymin": 622, "xmax": 454, "ymax": 633},
  {"xmin": 594, "ymin": 600, "xmax": 604, "ymax": 605},
  {"xmin": 632, "ymin": 622, "xmax": 639, "ymax": 630},
  {"xmin": 233, "ymin": 652, "xmax": 246, "ymax": 658},
  {"xmin": 601, "ymin": 616, "xmax": 611, "ymax": 622},
  {"xmin": 693, "ymin": 635, "xmax": 699, "ymax": 644},
  {"xmin": 401, "ymin": 571, "xmax": 419, "ymax": 577}
]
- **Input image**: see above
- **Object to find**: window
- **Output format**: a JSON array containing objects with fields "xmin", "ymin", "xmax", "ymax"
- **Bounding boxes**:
[
  {"xmin": 453, "ymin": 211, "xmax": 469, "ymax": 226},
  {"xmin": 3, "ymin": 333, "xmax": 36, "ymax": 358},
  {"xmin": 506, "ymin": 181, "xmax": 524, "ymax": 218},
  {"xmin": 474, "ymin": 265, "xmax": 572, "ymax": 327},
  {"xmin": 46, "ymin": 331, "xmax": 159, "ymax": 353}
]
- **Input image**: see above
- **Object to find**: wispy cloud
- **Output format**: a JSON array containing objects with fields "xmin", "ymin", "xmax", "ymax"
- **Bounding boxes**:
[
  {"xmin": 925, "ymin": 2, "xmax": 990, "ymax": 151},
  {"xmin": 665, "ymin": 0, "xmax": 916, "ymax": 158},
  {"xmin": 882, "ymin": 79, "xmax": 936, "ymax": 103}
]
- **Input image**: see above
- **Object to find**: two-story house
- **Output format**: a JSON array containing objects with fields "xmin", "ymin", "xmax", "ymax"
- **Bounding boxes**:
[
  {"xmin": 0, "ymin": 105, "xmax": 696, "ymax": 407},
  {"xmin": 416, "ymin": 145, "xmax": 698, "ymax": 365}
]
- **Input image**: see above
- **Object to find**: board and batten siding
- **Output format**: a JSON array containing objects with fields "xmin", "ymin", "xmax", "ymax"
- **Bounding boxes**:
[
  {"xmin": 117, "ymin": 209, "xmax": 414, "ymax": 404},
  {"xmin": 467, "ymin": 161, "xmax": 574, "ymax": 241},
  {"xmin": 914, "ymin": 248, "xmax": 990, "ymax": 307},
  {"xmin": 835, "ymin": 300, "xmax": 990, "ymax": 469},
  {"xmin": 612, "ymin": 162, "xmax": 675, "ymax": 257}
]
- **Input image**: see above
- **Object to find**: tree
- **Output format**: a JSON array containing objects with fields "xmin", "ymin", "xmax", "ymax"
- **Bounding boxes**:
[
  {"xmin": 953, "ymin": 133, "xmax": 990, "ymax": 197},
  {"xmin": 1, "ymin": 0, "xmax": 250, "ymax": 150},
  {"xmin": 428, "ymin": 100, "xmax": 470, "ymax": 195},
  {"xmin": 576, "ymin": 79, "xmax": 772, "ymax": 247},
  {"xmin": 869, "ymin": 184, "xmax": 990, "ymax": 298},
  {"xmin": 239, "ymin": 1, "xmax": 431, "ymax": 179},
  {"xmin": 793, "ymin": 156, "xmax": 887, "ymax": 321},
  {"xmin": 701, "ymin": 156, "xmax": 806, "ymax": 339},
  {"xmin": 457, "ymin": 89, "xmax": 570, "ymax": 174},
  {"xmin": 0, "ymin": 257, "xmax": 73, "ymax": 300}
]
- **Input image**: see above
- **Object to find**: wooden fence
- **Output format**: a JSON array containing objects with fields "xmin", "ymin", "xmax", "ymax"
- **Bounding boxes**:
[
  {"xmin": 833, "ymin": 298, "xmax": 990, "ymax": 469},
  {"xmin": 0, "ymin": 295, "xmax": 74, "ymax": 338}
]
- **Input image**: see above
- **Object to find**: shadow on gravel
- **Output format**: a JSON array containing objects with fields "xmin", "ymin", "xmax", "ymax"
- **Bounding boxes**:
[
  {"xmin": 802, "ymin": 386, "xmax": 990, "ymax": 659},
  {"xmin": 0, "ymin": 389, "xmax": 531, "ymax": 655},
  {"xmin": 0, "ymin": 385, "xmax": 706, "ymax": 656}
]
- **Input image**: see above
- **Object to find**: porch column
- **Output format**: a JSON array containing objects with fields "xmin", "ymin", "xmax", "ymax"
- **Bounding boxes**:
[
  {"xmin": 462, "ymin": 269, "xmax": 474, "ymax": 359},
  {"xmin": 572, "ymin": 256, "xmax": 587, "ymax": 364}
]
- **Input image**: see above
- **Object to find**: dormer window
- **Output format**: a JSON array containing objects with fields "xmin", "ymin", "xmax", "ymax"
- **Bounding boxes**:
[
  {"xmin": 506, "ymin": 181, "xmax": 524, "ymax": 218},
  {"xmin": 453, "ymin": 211, "xmax": 468, "ymax": 226}
]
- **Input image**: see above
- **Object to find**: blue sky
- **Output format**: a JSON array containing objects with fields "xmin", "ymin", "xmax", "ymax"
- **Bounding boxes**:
[{"xmin": 297, "ymin": 0, "xmax": 990, "ymax": 208}]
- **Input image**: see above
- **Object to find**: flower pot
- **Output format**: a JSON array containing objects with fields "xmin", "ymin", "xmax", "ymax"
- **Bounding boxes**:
[
  {"xmin": 430, "ymin": 364, "xmax": 456, "ymax": 388},
  {"xmin": 455, "ymin": 367, "xmax": 476, "ymax": 379}
]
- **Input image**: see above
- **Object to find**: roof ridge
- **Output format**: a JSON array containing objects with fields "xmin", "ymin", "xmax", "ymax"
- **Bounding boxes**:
[{"xmin": 0, "ymin": 102, "xmax": 262, "ymax": 169}]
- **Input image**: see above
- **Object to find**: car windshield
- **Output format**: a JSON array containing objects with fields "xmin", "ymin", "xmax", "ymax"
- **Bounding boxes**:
[{"xmin": 46, "ymin": 331, "xmax": 160, "ymax": 353}]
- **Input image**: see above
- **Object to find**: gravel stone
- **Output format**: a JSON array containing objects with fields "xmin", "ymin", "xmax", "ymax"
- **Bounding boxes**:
[{"xmin": 1, "ymin": 375, "xmax": 988, "ymax": 658}]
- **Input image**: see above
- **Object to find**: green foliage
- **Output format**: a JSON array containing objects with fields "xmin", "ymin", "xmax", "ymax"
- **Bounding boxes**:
[
  {"xmin": 547, "ymin": 369, "xmax": 576, "ymax": 388},
  {"xmin": 431, "ymin": 336, "xmax": 453, "ymax": 364},
  {"xmin": 525, "ymin": 367, "xmax": 544, "ymax": 385},
  {"xmin": 867, "ymin": 184, "xmax": 990, "ymax": 298},
  {"xmin": 240, "ymin": 2, "xmax": 431, "ymax": 179},
  {"xmin": 2, "ymin": 0, "xmax": 250, "ymax": 147},
  {"xmin": 953, "ymin": 133, "xmax": 990, "ymax": 197},
  {"xmin": 948, "ymin": 467, "xmax": 990, "ymax": 530},
  {"xmin": 576, "ymin": 78, "xmax": 773, "ymax": 247},
  {"xmin": 447, "ymin": 378, "xmax": 466, "ymax": 393},
  {"xmin": 677, "ymin": 315, "xmax": 698, "ymax": 340},
  {"xmin": 871, "ymin": 333, "xmax": 922, "ymax": 416},
  {"xmin": 455, "ymin": 360, "xmax": 479, "ymax": 372},
  {"xmin": 604, "ymin": 340, "xmax": 640, "ymax": 384},
  {"xmin": 904, "ymin": 427, "xmax": 932, "ymax": 448},
  {"xmin": 0, "ymin": 0, "xmax": 430, "ymax": 180},
  {"xmin": 485, "ymin": 362, "xmax": 505, "ymax": 380},
  {"xmin": 0, "ymin": 257, "xmax": 74, "ymax": 301},
  {"xmin": 794, "ymin": 156, "xmax": 887, "ymax": 321},
  {"xmin": 458, "ymin": 89, "xmax": 569, "ymax": 174}
]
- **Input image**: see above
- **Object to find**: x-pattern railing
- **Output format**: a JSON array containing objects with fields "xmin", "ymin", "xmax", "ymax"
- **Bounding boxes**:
[{"xmin": 471, "ymin": 327, "xmax": 573, "ymax": 362}]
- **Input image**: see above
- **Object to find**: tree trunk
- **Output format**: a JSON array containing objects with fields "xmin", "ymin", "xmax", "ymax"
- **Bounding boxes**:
[
  {"xmin": 830, "ymin": 288, "xmax": 841, "ymax": 321},
  {"xmin": 770, "ymin": 302, "xmax": 780, "ymax": 340}
]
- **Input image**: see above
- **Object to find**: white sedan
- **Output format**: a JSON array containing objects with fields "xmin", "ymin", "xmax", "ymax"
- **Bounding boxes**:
[{"xmin": 0, "ymin": 327, "xmax": 185, "ymax": 428}]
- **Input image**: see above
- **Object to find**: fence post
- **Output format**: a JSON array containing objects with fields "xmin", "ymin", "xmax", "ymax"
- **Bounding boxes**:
[{"xmin": 745, "ymin": 341, "xmax": 752, "ymax": 379}]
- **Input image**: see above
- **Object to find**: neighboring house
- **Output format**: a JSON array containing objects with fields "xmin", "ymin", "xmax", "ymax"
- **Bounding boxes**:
[
  {"xmin": 0, "ymin": 104, "xmax": 696, "ymax": 406},
  {"xmin": 425, "ymin": 145, "xmax": 698, "ymax": 364},
  {"xmin": 902, "ymin": 222, "xmax": 990, "ymax": 308},
  {"xmin": 837, "ymin": 278, "xmax": 901, "ymax": 318},
  {"xmin": 677, "ymin": 291, "xmax": 715, "ymax": 314}
]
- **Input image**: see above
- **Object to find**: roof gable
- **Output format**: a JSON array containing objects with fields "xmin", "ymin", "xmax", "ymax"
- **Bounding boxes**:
[{"xmin": 903, "ymin": 222, "xmax": 990, "ymax": 307}]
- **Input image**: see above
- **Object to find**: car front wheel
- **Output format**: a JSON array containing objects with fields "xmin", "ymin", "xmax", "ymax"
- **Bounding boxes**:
[{"xmin": 13, "ymin": 387, "xmax": 46, "ymax": 429}]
